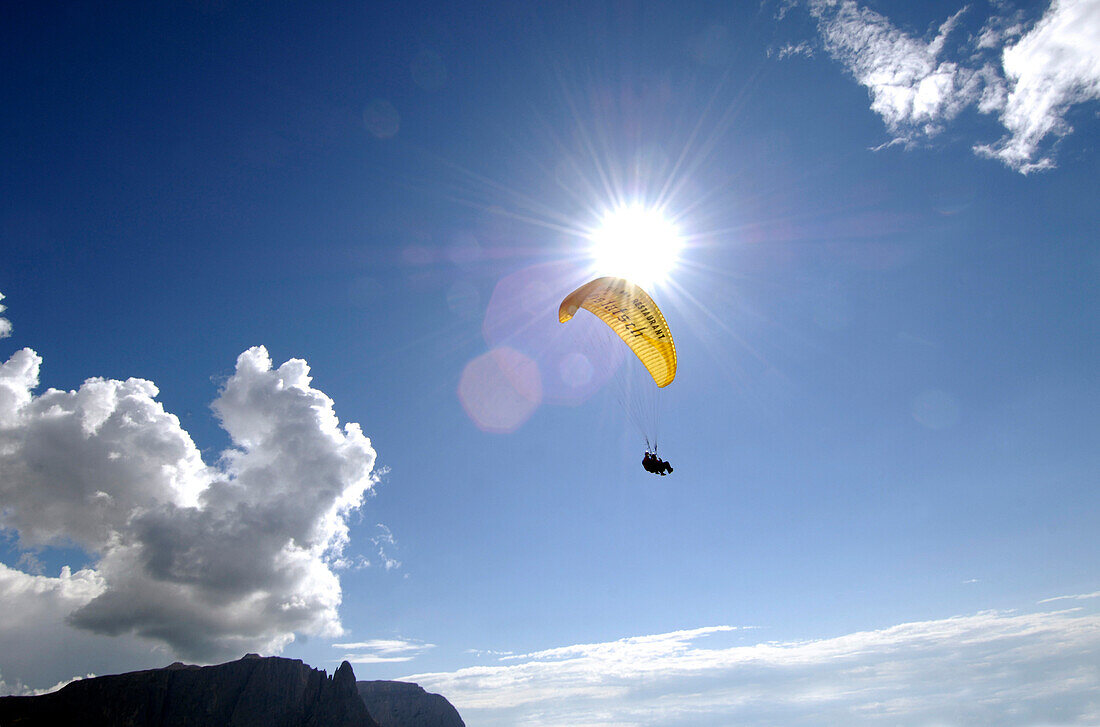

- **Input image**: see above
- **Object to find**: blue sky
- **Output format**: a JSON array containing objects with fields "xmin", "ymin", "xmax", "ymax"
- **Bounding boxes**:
[{"xmin": 2, "ymin": 0, "xmax": 1099, "ymax": 724}]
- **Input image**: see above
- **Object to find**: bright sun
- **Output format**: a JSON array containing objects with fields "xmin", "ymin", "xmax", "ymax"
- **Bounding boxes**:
[{"xmin": 588, "ymin": 205, "xmax": 684, "ymax": 288}]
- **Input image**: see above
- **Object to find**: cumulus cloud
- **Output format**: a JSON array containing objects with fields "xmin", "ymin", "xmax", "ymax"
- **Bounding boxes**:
[
  {"xmin": 0, "ymin": 563, "xmax": 155, "ymax": 695},
  {"xmin": 0, "ymin": 344, "xmax": 378, "ymax": 683},
  {"xmin": 800, "ymin": 0, "xmax": 1100, "ymax": 173},
  {"xmin": 406, "ymin": 607, "xmax": 1100, "ymax": 727},
  {"xmin": 335, "ymin": 637, "xmax": 435, "ymax": 664}
]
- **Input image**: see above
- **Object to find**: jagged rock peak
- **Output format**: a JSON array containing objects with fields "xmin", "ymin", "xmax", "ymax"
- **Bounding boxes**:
[{"xmin": 334, "ymin": 660, "xmax": 357, "ymax": 692}]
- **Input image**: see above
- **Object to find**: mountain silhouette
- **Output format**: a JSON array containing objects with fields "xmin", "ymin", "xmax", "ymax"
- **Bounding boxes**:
[{"xmin": 0, "ymin": 654, "xmax": 464, "ymax": 727}]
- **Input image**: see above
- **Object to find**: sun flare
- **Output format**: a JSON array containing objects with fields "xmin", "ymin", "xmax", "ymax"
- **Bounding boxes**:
[{"xmin": 588, "ymin": 205, "xmax": 683, "ymax": 288}]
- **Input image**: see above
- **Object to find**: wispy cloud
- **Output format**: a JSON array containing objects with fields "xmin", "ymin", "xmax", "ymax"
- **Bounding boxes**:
[
  {"xmin": 466, "ymin": 649, "xmax": 516, "ymax": 658},
  {"xmin": 974, "ymin": 0, "xmax": 1100, "ymax": 172},
  {"xmin": 372, "ymin": 524, "xmax": 402, "ymax": 571},
  {"xmin": 335, "ymin": 637, "xmax": 435, "ymax": 665},
  {"xmin": 810, "ymin": 1, "xmax": 980, "ymax": 140},
  {"xmin": 0, "ymin": 292, "xmax": 11, "ymax": 339},
  {"xmin": 498, "ymin": 626, "xmax": 740, "ymax": 663},
  {"xmin": 792, "ymin": 0, "xmax": 1100, "ymax": 173},
  {"xmin": 405, "ymin": 605, "xmax": 1100, "ymax": 726},
  {"xmin": 1039, "ymin": 590, "xmax": 1100, "ymax": 604},
  {"xmin": 329, "ymin": 524, "xmax": 401, "ymax": 572},
  {"xmin": 768, "ymin": 41, "xmax": 815, "ymax": 59}
]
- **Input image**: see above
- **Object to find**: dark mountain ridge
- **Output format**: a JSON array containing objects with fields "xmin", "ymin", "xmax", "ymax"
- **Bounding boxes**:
[
  {"xmin": 0, "ymin": 655, "xmax": 463, "ymax": 727},
  {"xmin": 357, "ymin": 680, "xmax": 465, "ymax": 727}
]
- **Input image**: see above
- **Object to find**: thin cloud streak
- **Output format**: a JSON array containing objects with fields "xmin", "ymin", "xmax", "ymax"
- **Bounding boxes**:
[
  {"xmin": 332, "ymin": 638, "xmax": 436, "ymax": 654},
  {"xmin": 406, "ymin": 605, "xmax": 1100, "ymax": 726},
  {"xmin": 1039, "ymin": 591, "xmax": 1100, "ymax": 604},
  {"xmin": 339, "ymin": 654, "xmax": 417, "ymax": 664},
  {"xmin": 334, "ymin": 637, "xmax": 435, "ymax": 666}
]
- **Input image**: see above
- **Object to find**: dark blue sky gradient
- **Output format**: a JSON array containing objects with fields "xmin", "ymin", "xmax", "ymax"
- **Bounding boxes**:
[{"xmin": 2, "ymin": 0, "xmax": 1098, "ymax": 707}]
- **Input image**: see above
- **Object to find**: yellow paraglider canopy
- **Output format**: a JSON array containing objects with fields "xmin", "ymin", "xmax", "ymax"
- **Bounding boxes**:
[{"xmin": 559, "ymin": 277, "xmax": 677, "ymax": 388}]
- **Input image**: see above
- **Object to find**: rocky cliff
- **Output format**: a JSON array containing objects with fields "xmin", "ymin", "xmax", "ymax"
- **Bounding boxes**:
[
  {"xmin": 0, "ymin": 654, "xmax": 380, "ymax": 727},
  {"xmin": 357, "ymin": 681, "xmax": 465, "ymax": 727}
]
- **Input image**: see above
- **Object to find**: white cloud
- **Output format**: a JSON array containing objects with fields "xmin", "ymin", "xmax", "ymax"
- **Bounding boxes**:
[
  {"xmin": 810, "ymin": 1, "xmax": 981, "ymax": 140},
  {"xmin": 335, "ymin": 637, "xmax": 435, "ymax": 665},
  {"xmin": 0, "ymin": 292, "xmax": 11, "ymax": 339},
  {"xmin": 340, "ymin": 654, "xmax": 419, "ymax": 665},
  {"xmin": 802, "ymin": 0, "xmax": 1100, "ymax": 173},
  {"xmin": 975, "ymin": 0, "xmax": 1100, "ymax": 172},
  {"xmin": 0, "ymin": 344, "xmax": 378, "ymax": 688},
  {"xmin": 405, "ymin": 607, "xmax": 1100, "ymax": 726},
  {"xmin": 497, "ymin": 626, "xmax": 739, "ymax": 664}
]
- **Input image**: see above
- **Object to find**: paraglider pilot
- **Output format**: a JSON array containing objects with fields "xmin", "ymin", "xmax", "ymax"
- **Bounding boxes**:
[{"xmin": 642, "ymin": 451, "xmax": 673, "ymax": 475}]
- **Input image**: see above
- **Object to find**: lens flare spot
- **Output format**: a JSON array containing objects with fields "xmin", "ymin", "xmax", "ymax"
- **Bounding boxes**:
[
  {"xmin": 364, "ymin": 99, "xmax": 400, "ymax": 139},
  {"xmin": 559, "ymin": 351, "xmax": 594, "ymax": 388},
  {"xmin": 458, "ymin": 347, "xmax": 542, "ymax": 433}
]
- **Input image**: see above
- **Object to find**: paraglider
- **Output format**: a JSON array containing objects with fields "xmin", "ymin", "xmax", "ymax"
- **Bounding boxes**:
[
  {"xmin": 642, "ymin": 451, "xmax": 673, "ymax": 475},
  {"xmin": 559, "ymin": 276, "xmax": 677, "ymax": 474}
]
